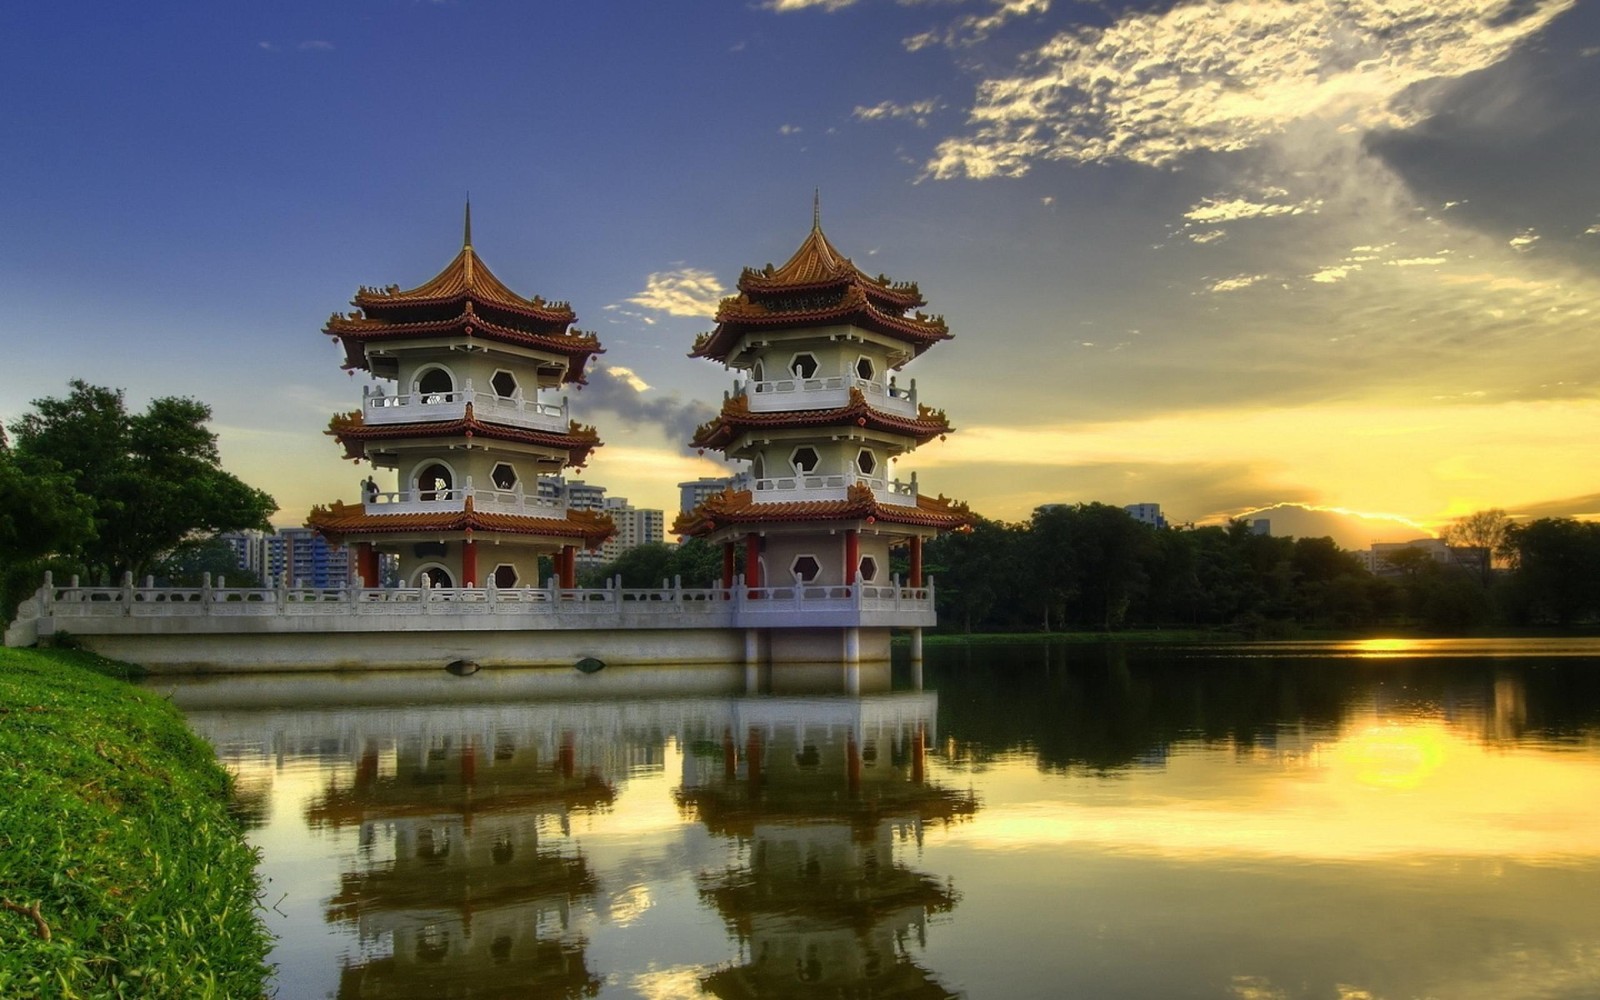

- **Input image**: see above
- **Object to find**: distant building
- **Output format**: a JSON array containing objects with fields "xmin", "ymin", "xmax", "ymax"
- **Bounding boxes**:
[
  {"xmin": 1250, "ymin": 519, "xmax": 1270, "ymax": 536},
  {"xmin": 1123, "ymin": 503, "xmax": 1168, "ymax": 529},
  {"xmin": 221, "ymin": 528, "xmax": 353, "ymax": 588},
  {"xmin": 600, "ymin": 497, "xmax": 666, "ymax": 562},
  {"xmin": 1364, "ymin": 538, "xmax": 1484, "ymax": 577},
  {"xmin": 678, "ymin": 477, "xmax": 733, "ymax": 516}
]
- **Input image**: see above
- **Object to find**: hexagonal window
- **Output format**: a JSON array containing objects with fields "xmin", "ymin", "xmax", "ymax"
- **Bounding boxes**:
[
  {"xmin": 791, "ymin": 447, "xmax": 819, "ymax": 474},
  {"xmin": 490, "ymin": 370, "xmax": 518, "ymax": 397},
  {"xmin": 858, "ymin": 556, "xmax": 879, "ymax": 582},
  {"xmin": 491, "ymin": 462, "xmax": 518, "ymax": 491},
  {"xmin": 493, "ymin": 564, "xmax": 518, "ymax": 588},
  {"xmin": 790, "ymin": 353, "xmax": 818, "ymax": 379},
  {"xmin": 856, "ymin": 449, "xmax": 877, "ymax": 476},
  {"xmin": 855, "ymin": 356, "xmax": 875, "ymax": 380},
  {"xmin": 791, "ymin": 555, "xmax": 821, "ymax": 582}
]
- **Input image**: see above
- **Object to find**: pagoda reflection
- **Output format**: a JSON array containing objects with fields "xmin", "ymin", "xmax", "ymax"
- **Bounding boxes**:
[
  {"xmin": 311, "ymin": 729, "xmax": 612, "ymax": 999},
  {"xmin": 676, "ymin": 695, "xmax": 976, "ymax": 998}
]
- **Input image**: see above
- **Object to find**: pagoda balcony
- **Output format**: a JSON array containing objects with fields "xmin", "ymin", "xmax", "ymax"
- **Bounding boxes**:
[
  {"xmin": 363, "ymin": 381, "xmax": 568, "ymax": 432},
  {"xmin": 730, "ymin": 471, "xmax": 919, "ymax": 508},
  {"xmin": 364, "ymin": 479, "xmax": 568, "ymax": 518},
  {"xmin": 739, "ymin": 375, "xmax": 917, "ymax": 417}
]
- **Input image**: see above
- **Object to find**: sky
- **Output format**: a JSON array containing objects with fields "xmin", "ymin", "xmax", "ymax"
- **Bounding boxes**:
[{"xmin": 2, "ymin": 0, "xmax": 1597, "ymax": 550}]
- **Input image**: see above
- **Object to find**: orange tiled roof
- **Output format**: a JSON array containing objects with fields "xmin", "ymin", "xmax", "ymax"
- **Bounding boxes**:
[
  {"xmin": 306, "ymin": 499, "xmax": 615, "ymax": 548},
  {"xmin": 738, "ymin": 223, "xmax": 924, "ymax": 308},
  {"xmin": 327, "ymin": 301, "xmax": 602, "ymax": 384},
  {"xmin": 352, "ymin": 243, "xmax": 575, "ymax": 323},
  {"xmin": 672, "ymin": 484, "xmax": 972, "ymax": 537},
  {"xmin": 327, "ymin": 406, "xmax": 602, "ymax": 468},
  {"xmin": 691, "ymin": 282, "xmax": 950, "ymax": 364},
  {"xmin": 690, "ymin": 388, "xmax": 951, "ymax": 451}
]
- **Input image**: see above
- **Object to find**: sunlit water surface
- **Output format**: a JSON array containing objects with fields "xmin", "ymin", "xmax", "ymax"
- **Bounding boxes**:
[{"xmin": 159, "ymin": 638, "xmax": 1600, "ymax": 999}]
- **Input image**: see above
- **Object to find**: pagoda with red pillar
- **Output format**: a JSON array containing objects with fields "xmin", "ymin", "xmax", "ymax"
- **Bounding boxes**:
[
  {"xmin": 674, "ymin": 205, "xmax": 970, "ymax": 652},
  {"xmin": 308, "ymin": 206, "xmax": 612, "ymax": 589}
]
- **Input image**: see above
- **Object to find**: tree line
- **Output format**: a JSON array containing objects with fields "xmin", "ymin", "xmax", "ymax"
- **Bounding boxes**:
[
  {"xmin": 919, "ymin": 503, "xmax": 1600, "ymax": 634},
  {"xmin": 1, "ymin": 381, "xmax": 276, "ymax": 619}
]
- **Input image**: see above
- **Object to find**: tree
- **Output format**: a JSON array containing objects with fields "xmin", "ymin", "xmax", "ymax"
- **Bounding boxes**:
[
  {"xmin": 1503, "ymin": 518, "xmax": 1600, "ymax": 625},
  {"xmin": 8, "ymin": 380, "xmax": 277, "ymax": 581},
  {"xmin": 0, "ymin": 431, "xmax": 97, "ymax": 618},
  {"xmin": 1445, "ymin": 508, "xmax": 1513, "ymax": 585}
]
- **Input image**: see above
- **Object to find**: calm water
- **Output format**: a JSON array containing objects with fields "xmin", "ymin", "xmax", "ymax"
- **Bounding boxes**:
[{"xmin": 160, "ymin": 639, "xmax": 1600, "ymax": 999}]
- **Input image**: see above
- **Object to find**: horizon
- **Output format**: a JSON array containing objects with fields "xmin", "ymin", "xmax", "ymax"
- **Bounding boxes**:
[{"xmin": 3, "ymin": 1, "xmax": 1596, "ymax": 548}]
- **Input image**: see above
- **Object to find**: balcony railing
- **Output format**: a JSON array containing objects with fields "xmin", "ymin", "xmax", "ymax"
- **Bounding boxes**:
[
  {"xmin": 741, "ymin": 375, "xmax": 917, "ymax": 416},
  {"xmin": 363, "ymin": 476, "xmax": 567, "ymax": 517},
  {"xmin": 729, "ymin": 471, "xmax": 918, "ymax": 507},
  {"xmin": 5, "ymin": 572, "xmax": 937, "ymax": 644},
  {"xmin": 363, "ymin": 380, "xmax": 568, "ymax": 431}
]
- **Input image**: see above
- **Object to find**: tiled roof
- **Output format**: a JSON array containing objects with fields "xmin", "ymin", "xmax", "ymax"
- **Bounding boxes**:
[
  {"xmin": 306, "ymin": 499, "xmax": 615, "ymax": 547},
  {"xmin": 327, "ymin": 405, "xmax": 602, "ymax": 467},
  {"xmin": 672, "ymin": 484, "xmax": 972, "ymax": 537},
  {"xmin": 350, "ymin": 244, "xmax": 575, "ymax": 324},
  {"xmin": 327, "ymin": 302, "xmax": 602, "ymax": 383},
  {"xmin": 690, "ymin": 388, "xmax": 952, "ymax": 451},
  {"xmin": 737, "ymin": 223, "xmax": 924, "ymax": 310},
  {"xmin": 691, "ymin": 282, "xmax": 950, "ymax": 363}
]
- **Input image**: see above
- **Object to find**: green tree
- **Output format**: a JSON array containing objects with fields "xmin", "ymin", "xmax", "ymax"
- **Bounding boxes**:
[
  {"xmin": 1445, "ymin": 508, "xmax": 1513, "ymax": 585},
  {"xmin": 1503, "ymin": 518, "xmax": 1600, "ymax": 625},
  {"xmin": 150, "ymin": 537, "xmax": 263, "ymax": 588},
  {"xmin": 0, "ymin": 431, "xmax": 98, "ymax": 618},
  {"xmin": 8, "ymin": 380, "xmax": 276, "ymax": 581}
]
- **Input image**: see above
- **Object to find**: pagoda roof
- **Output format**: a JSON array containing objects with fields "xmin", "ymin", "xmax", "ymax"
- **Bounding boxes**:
[
  {"xmin": 690, "ymin": 221, "xmax": 950, "ymax": 364},
  {"xmin": 326, "ymin": 302, "xmax": 603, "ymax": 383},
  {"xmin": 327, "ymin": 405, "xmax": 602, "ymax": 468},
  {"xmin": 672, "ymin": 484, "xmax": 972, "ymax": 537},
  {"xmin": 306, "ymin": 499, "xmax": 615, "ymax": 548},
  {"xmin": 689, "ymin": 388, "xmax": 951, "ymax": 452}
]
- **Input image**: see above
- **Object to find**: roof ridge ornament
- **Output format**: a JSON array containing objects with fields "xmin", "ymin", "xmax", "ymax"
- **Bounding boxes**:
[
  {"xmin": 813, "ymin": 188, "xmax": 821, "ymax": 232},
  {"xmin": 463, "ymin": 196, "xmax": 473, "ymax": 248}
]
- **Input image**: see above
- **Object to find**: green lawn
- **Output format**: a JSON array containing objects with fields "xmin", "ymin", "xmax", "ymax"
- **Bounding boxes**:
[{"xmin": 0, "ymin": 647, "xmax": 269, "ymax": 999}]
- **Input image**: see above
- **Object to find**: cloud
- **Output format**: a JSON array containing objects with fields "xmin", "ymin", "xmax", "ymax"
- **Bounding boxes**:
[
  {"xmin": 926, "ymin": 0, "xmax": 1576, "ymax": 178},
  {"xmin": 903, "ymin": 0, "xmax": 1051, "ymax": 51},
  {"xmin": 853, "ymin": 99, "xmax": 942, "ymax": 128},
  {"xmin": 763, "ymin": 0, "xmax": 857, "ymax": 10},
  {"xmin": 1208, "ymin": 274, "xmax": 1269, "ymax": 293},
  {"xmin": 580, "ymin": 364, "xmax": 717, "ymax": 449},
  {"xmin": 624, "ymin": 267, "xmax": 727, "ymax": 319},
  {"xmin": 1508, "ymin": 228, "xmax": 1541, "ymax": 251},
  {"xmin": 778, "ymin": 123, "xmax": 803, "ymax": 135},
  {"xmin": 1183, "ymin": 193, "xmax": 1316, "ymax": 225}
]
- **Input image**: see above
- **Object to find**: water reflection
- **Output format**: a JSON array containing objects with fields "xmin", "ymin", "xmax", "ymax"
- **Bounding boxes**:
[
  {"xmin": 674, "ymin": 701, "xmax": 976, "ymax": 997},
  {"xmin": 162, "ymin": 645, "xmax": 1600, "ymax": 999}
]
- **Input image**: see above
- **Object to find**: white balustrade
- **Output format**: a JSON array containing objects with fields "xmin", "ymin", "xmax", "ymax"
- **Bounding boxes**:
[
  {"xmin": 361, "ymin": 477, "xmax": 568, "ymax": 517},
  {"xmin": 729, "ymin": 471, "xmax": 919, "ymax": 507},
  {"xmin": 362, "ymin": 380, "xmax": 568, "ymax": 431},
  {"xmin": 742, "ymin": 375, "xmax": 917, "ymax": 417}
]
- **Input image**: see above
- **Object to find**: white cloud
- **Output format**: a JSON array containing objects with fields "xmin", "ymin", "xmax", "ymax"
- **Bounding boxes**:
[
  {"xmin": 778, "ymin": 124, "xmax": 803, "ymax": 135},
  {"xmin": 1183, "ymin": 195, "xmax": 1315, "ymax": 225},
  {"xmin": 1388, "ymin": 256, "xmax": 1449, "ymax": 267},
  {"xmin": 764, "ymin": 0, "xmax": 856, "ymax": 10},
  {"xmin": 1209, "ymin": 274, "xmax": 1269, "ymax": 293},
  {"xmin": 607, "ymin": 365, "xmax": 651, "ymax": 392},
  {"xmin": 903, "ymin": 0, "xmax": 1051, "ymax": 50},
  {"xmin": 1509, "ymin": 229, "xmax": 1541, "ymax": 251},
  {"xmin": 1188, "ymin": 229, "xmax": 1227, "ymax": 245},
  {"xmin": 853, "ymin": 99, "xmax": 941, "ymax": 128},
  {"xmin": 1585, "ymin": 223, "xmax": 1600, "ymax": 236},
  {"xmin": 927, "ymin": 0, "xmax": 1576, "ymax": 177},
  {"xmin": 1309, "ymin": 265, "xmax": 1359, "ymax": 284},
  {"xmin": 625, "ymin": 268, "xmax": 727, "ymax": 319}
]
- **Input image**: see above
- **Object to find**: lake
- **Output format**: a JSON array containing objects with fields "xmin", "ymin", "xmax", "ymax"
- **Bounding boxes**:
[{"xmin": 161, "ymin": 638, "xmax": 1600, "ymax": 999}]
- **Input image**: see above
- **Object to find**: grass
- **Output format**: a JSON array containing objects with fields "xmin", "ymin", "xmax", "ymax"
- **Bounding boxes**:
[{"xmin": 0, "ymin": 647, "xmax": 270, "ymax": 999}]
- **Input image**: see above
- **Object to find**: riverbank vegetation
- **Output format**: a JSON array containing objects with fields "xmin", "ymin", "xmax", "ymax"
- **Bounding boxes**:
[
  {"xmin": 0, "ymin": 647, "xmax": 270, "ymax": 998},
  {"xmin": 1, "ymin": 380, "xmax": 277, "ymax": 621},
  {"xmin": 922, "ymin": 504, "xmax": 1600, "ymax": 635}
]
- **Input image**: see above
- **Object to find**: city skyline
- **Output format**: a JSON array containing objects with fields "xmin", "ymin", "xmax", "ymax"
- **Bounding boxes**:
[{"xmin": 3, "ymin": 1, "xmax": 1596, "ymax": 551}]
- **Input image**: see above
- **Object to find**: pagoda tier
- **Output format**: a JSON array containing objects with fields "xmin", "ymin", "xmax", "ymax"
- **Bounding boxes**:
[
  {"xmin": 326, "ymin": 211, "xmax": 602, "ymax": 385},
  {"xmin": 327, "ymin": 406, "xmax": 602, "ymax": 469},
  {"xmin": 690, "ymin": 223, "xmax": 950, "ymax": 367},
  {"xmin": 673, "ymin": 485, "xmax": 970, "ymax": 538},
  {"xmin": 306, "ymin": 500, "xmax": 614, "ymax": 548},
  {"xmin": 689, "ymin": 388, "xmax": 952, "ymax": 454}
]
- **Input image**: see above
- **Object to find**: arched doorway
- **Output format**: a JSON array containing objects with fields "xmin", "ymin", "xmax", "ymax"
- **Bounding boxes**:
[
  {"xmin": 415, "ymin": 463, "xmax": 453, "ymax": 502},
  {"xmin": 416, "ymin": 367, "xmax": 455, "ymax": 403},
  {"xmin": 416, "ymin": 565, "xmax": 454, "ymax": 588}
]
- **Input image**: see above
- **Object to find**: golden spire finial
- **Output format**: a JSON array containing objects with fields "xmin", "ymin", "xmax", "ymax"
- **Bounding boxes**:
[
  {"xmin": 813, "ymin": 188, "xmax": 821, "ymax": 231},
  {"xmin": 463, "ymin": 196, "xmax": 473, "ymax": 248}
]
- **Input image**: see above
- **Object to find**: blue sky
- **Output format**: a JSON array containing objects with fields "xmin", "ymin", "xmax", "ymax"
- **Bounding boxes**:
[{"xmin": 3, "ymin": 0, "xmax": 1597, "ymax": 547}]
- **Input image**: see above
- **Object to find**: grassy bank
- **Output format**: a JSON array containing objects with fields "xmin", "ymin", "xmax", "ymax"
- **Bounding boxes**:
[{"xmin": 0, "ymin": 647, "xmax": 269, "ymax": 999}]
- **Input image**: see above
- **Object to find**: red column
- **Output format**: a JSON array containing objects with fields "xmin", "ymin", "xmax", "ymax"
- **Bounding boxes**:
[
  {"xmin": 744, "ymin": 533, "xmax": 762, "ymax": 589},
  {"xmin": 845, "ymin": 529, "xmax": 860, "ymax": 586},
  {"xmin": 560, "ymin": 545, "xmax": 577, "ymax": 588},
  {"xmin": 721, "ymin": 542, "xmax": 736, "ymax": 592},
  {"xmin": 461, "ymin": 538, "xmax": 478, "ymax": 587},
  {"xmin": 910, "ymin": 536, "xmax": 923, "ymax": 588},
  {"xmin": 357, "ymin": 543, "xmax": 379, "ymax": 587},
  {"xmin": 912, "ymin": 722, "xmax": 926, "ymax": 785}
]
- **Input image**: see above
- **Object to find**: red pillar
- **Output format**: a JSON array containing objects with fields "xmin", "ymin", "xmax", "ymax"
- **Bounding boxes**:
[
  {"xmin": 910, "ymin": 536, "xmax": 923, "ymax": 587},
  {"xmin": 461, "ymin": 538, "xmax": 478, "ymax": 587},
  {"xmin": 744, "ymin": 533, "xmax": 762, "ymax": 589},
  {"xmin": 560, "ymin": 545, "xmax": 577, "ymax": 588},
  {"xmin": 357, "ymin": 542, "xmax": 379, "ymax": 587},
  {"xmin": 845, "ymin": 529, "xmax": 860, "ymax": 586},
  {"xmin": 721, "ymin": 542, "xmax": 736, "ymax": 592},
  {"xmin": 912, "ymin": 722, "xmax": 926, "ymax": 785}
]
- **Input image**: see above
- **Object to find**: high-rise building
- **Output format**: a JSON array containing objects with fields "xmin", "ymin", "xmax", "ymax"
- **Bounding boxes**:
[
  {"xmin": 677, "ymin": 477, "xmax": 733, "ymax": 516},
  {"xmin": 1123, "ymin": 503, "xmax": 1168, "ymax": 529}
]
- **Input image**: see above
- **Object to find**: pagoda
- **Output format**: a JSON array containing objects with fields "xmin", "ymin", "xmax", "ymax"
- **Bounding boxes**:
[
  {"xmin": 308, "ymin": 205, "xmax": 612, "ymax": 589},
  {"xmin": 675, "ymin": 203, "xmax": 971, "ymax": 651}
]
